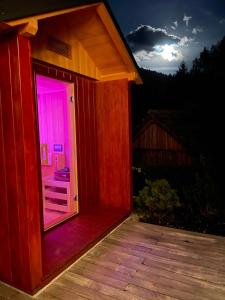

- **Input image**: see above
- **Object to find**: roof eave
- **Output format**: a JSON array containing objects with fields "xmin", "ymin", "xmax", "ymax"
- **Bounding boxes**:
[{"xmin": 3, "ymin": 0, "xmax": 142, "ymax": 84}]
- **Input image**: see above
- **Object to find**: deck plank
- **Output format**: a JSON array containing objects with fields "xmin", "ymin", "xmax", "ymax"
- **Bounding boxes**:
[{"xmin": 1, "ymin": 218, "xmax": 225, "ymax": 299}]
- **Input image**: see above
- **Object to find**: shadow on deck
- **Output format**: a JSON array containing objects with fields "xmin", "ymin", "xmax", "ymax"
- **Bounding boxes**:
[{"xmin": 1, "ymin": 217, "xmax": 225, "ymax": 299}]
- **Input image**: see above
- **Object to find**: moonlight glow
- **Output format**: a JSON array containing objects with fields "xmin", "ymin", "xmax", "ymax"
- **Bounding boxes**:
[
  {"xmin": 153, "ymin": 44, "xmax": 182, "ymax": 62},
  {"xmin": 160, "ymin": 45, "xmax": 178, "ymax": 61}
]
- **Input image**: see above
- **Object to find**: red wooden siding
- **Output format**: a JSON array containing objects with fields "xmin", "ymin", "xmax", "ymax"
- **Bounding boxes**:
[
  {"xmin": 0, "ymin": 34, "xmax": 42, "ymax": 292},
  {"xmin": 0, "ymin": 49, "xmax": 132, "ymax": 293},
  {"xmin": 75, "ymin": 77, "xmax": 99, "ymax": 211},
  {"xmin": 96, "ymin": 80, "xmax": 132, "ymax": 211},
  {"xmin": 0, "ymin": 87, "xmax": 11, "ymax": 282},
  {"xmin": 33, "ymin": 63, "xmax": 131, "ymax": 282}
]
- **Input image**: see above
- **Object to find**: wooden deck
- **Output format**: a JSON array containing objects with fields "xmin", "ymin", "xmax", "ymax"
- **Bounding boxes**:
[{"xmin": 1, "ymin": 217, "xmax": 225, "ymax": 300}]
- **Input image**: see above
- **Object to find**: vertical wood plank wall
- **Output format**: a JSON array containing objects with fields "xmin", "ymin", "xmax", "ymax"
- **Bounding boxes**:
[
  {"xmin": 0, "ymin": 52, "xmax": 132, "ymax": 293},
  {"xmin": 134, "ymin": 123, "xmax": 186, "ymax": 150},
  {"xmin": 133, "ymin": 123, "xmax": 193, "ymax": 166},
  {"xmin": 96, "ymin": 80, "xmax": 132, "ymax": 212},
  {"xmin": 0, "ymin": 85, "xmax": 11, "ymax": 283},
  {"xmin": 0, "ymin": 33, "xmax": 42, "ymax": 292},
  {"xmin": 75, "ymin": 77, "xmax": 99, "ymax": 212}
]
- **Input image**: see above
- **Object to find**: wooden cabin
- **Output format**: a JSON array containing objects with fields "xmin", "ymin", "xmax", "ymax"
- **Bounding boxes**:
[
  {"xmin": 134, "ymin": 111, "xmax": 193, "ymax": 167},
  {"xmin": 0, "ymin": 0, "xmax": 141, "ymax": 294}
]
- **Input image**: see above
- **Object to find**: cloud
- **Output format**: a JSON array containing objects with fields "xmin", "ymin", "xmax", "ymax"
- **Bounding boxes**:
[
  {"xmin": 171, "ymin": 21, "xmax": 178, "ymax": 30},
  {"xmin": 126, "ymin": 25, "xmax": 182, "ymax": 53},
  {"xmin": 134, "ymin": 50, "xmax": 155, "ymax": 63},
  {"xmin": 183, "ymin": 14, "xmax": 192, "ymax": 27},
  {"xmin": 154, "ymin": 45, "xmax": 183, "ymax": 61},
  {"xmin": 134, "ymin": 43, "xmax": 183, "ymax": 66},
  {"xmin": 219, "ymin": 19, "xmax": 225, "ymax": 24},
  {"xmin": 134, "ymin": 51, "xmax": 183, "ymax": 74},
  {"xmin": 179, "ymin": 36, "xmax": 193, "ymax": 46},
  {"xmin": 126, "ymin": 25, "xmax": 193, "ymax": 73},
  {"xmin": 192, "ymin": 27, "xmax": 203, "ymax": 35}
]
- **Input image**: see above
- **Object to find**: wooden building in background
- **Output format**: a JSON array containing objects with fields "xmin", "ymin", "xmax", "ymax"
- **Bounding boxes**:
[
  {"xmin": 0, "ymin": 0, "xmax": 141, "ymax": 294},
  {"xmin": 134, "ymin": 110, "xmax": 194, "ymax": 167}
]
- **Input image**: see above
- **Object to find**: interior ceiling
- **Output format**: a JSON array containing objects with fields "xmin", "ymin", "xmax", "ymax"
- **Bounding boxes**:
[{"xmin": 38, "ymin": 6, "xmax": 129, "ymax": 76}]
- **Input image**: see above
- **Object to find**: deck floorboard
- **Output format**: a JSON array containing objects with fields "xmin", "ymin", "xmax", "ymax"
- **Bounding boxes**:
[{"xmin": 1, "ymin": 217, "xmax": 225, "ymax": 299}]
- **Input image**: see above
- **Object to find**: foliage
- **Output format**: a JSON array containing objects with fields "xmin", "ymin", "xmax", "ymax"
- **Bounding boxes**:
[
  {"xmin": 134, "ymin": 178, "xmax": 181, "ymax": 225},
  {"xmin": 132, "ymin": 35, "xmax": 225, "ymax": 235},
  {"xmin": 181, "ymin": 160, "xmax": 224, "ymax": 234},
  {"xmin": 176, "ymin": 61, "xmax": 188, "ymax": 77},
  {"xmin": 132, "ymin": 36, "xmax": 225, "ymax": 201},
  {"xmin": 133, "ymin": 164, "xmax": 225, "ymax": 235},
  {"xmin": 191, "ymin": 37, "xmax": 225, "ymax": 77},
  {"xmin": 132, "ymin": 35, "xmax": 225, "ymax": 133}
]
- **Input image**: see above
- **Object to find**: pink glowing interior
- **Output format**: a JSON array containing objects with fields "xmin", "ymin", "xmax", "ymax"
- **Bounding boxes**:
[
  {"xmin": 36, "ymin": 75, "xmax": 70, "ymax": 176},
  {"xmin": 36, "ymin": 75, "xmax": 76, "ymax": 230}
]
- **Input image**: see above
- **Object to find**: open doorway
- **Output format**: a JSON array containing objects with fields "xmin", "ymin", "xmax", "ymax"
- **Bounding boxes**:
[{"xmin": 36, "ymin": 74, "xmax": 79, "ymax": 230}]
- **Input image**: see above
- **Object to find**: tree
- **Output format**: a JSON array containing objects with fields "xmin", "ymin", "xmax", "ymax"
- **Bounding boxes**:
[
  {"xmin": 176, "ymin": 61, "xmax": 188, "ymax": 77},
  {"xmin": 191, "ymin": 47, "xmax": 211, "ymax": 74}
]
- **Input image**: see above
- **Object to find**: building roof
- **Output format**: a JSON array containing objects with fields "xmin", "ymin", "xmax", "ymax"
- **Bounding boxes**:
[
  {"xmin": 135, "ymin": 110, "xmax": 203, "ymax": 154},
  {"xmin": 0, "ymin": 0, "xmax": 141, "ymax": 83},
  {"xmin": 0, "ymin": 0, "xmax": 102, "ymax": 22}
]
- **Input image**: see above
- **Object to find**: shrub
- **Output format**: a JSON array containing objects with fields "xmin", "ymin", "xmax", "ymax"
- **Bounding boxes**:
[
  {"xmin": 182, "ymin": 168, "xmax": 222, "ymax": 233},
  {"xmin": 134, "ymin": 178, "xmax": 181, "ymax": 225}
]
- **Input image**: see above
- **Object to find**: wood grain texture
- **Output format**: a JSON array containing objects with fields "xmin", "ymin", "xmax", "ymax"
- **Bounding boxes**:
[
  {"xmin": 75, "ymin": 76, "xmax": 99, "ymax": 212},
  {"xmin": 42, "ymin": 207, "xmax": 128, "ymax": 279},
  {"xmin": 2, "ymin": 219, "xmax": 225, "ymax": 299},
  {"xmin": 96, "ymin": 80, "xmax": 132, "ymax": 211},
  {"xmin": 40, "ymin": 218, "xmax": 225, "ymax": 300},
  {"xmin": 29, "ymin": 5, "xmax": 141, "ymax": 83},
  {"xmin": 0, "ymin": 55, "xmax": 132, "ymax": 294},
  {"xmin": 134, "ymin": 123, "xmax": 186, "ymax": 150},
  {"xmin": 0, "ymin": 33, "xmax": 42, "ymax": 292},
  {"xmin": 134, "ymin": 122, "xmax": 193, "ymax": 167},
  {"xmin": 32, "ymin": 13, "xmax": 101, "ymax": 80},
  {"xmin": 0, "ymin": 81, "xmax": 11, "ymax": 282},
  {"xmin": 32, "ymin": 62, "xmax": 131, "ymax": 284},
  {"xmin": 134, "ymin": 148, "xmax": 193, "ymax": 167},
  {"xmin": 0, "ymin": 52, "xmax": 39, "ymax": 286},
  {"xmin": 31, "ymin": 7, "xmax": 130, "ymax": 81}
]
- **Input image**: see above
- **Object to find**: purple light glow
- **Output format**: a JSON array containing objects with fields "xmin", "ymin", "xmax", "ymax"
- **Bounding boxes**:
[{"xmin": 36, "ymin": 75, "xmax": 70, "ymax": 174}]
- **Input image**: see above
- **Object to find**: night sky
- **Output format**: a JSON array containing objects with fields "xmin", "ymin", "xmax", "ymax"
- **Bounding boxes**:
[{"xmin": 108, "ymin": 0, "xmax": 225, "ymax": 74}]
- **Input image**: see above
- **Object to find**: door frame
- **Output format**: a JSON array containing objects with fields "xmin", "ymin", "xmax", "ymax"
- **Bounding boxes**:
[
  {"xmin": 66, "ymin": 82, "xmax": 79, "ymax": 214},
  {"xmin": 32, "ymin": 61, "xmax": 79, "ymax": 232}
]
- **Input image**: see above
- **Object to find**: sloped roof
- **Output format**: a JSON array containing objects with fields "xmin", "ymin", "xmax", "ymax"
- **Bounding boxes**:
[
  {"xmin": 0, "ymin": 0, "xmax": 141, "ymax": 83},
  {"xmin": 135, "ymin": 110, "xmax": 203, "ymax": 154},
  {"xmin": 0, "ymin": 0, "xmax": 102, "ymax": 22}
]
